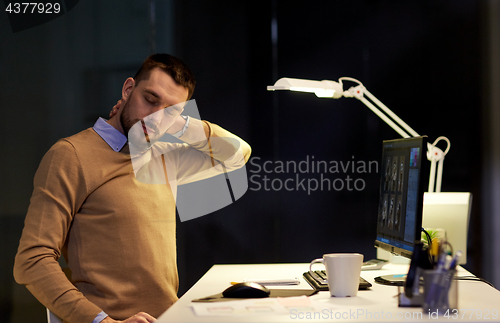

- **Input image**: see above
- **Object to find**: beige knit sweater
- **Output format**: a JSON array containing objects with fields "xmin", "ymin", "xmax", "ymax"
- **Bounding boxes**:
[{"xmin": 14, "ymin": 118, "xmax": 251, "ymax": 323}]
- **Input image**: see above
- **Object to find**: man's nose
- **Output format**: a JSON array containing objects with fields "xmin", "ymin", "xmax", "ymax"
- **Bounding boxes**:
[{"xmin": 146, "ymin": 108, "xmax": 164, "ymax": 125}]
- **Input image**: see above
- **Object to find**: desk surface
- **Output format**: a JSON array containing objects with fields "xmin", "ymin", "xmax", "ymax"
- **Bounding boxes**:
[{"xmin": 157, "ymin": 263, "xmax": 500, "ymax": 322}]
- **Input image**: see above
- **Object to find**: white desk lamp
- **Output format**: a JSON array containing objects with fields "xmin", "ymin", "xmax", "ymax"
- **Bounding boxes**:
[
  {"xmin": 267, "ymin": 77, "xmax": 450, "ymax": 192},
  {"xmin": 267, "ymin": 77, "xmax": 471, "ymax": 264}
]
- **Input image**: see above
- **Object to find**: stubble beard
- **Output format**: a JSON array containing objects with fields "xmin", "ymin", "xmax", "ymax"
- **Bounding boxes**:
[
  {"xmin": 120, "ymin": 99, "xmax": 134, "ymax": 137},
  {"xmin": 120, "ymin": 96, "xmax": 150, "ymax": 152}
]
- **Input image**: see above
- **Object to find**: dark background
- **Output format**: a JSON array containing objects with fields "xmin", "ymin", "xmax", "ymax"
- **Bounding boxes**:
[{"xmin": 1, "ymin": 1, "xmax": 500, "ymax": 322}]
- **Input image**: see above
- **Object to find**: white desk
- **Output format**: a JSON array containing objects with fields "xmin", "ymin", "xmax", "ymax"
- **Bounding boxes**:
[{"xmin": 157, "ymin": 263, "xmax": 500, "ymax": 322}]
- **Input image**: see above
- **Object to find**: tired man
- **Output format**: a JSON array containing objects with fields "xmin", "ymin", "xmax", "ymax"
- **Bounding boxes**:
[{"xmin": 14, "ymin": 54, "xmax": 251, "ymax": 323}]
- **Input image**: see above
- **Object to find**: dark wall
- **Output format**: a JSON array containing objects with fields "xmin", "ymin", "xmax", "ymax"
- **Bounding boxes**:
[
  {"xmin": 0, "ymin": 1, "xmax": 491, "ymax": 322},
  {"xmin": 174, "ymin": 0, "xmax": 484, "ymax": 294},
  {"xmin": 1, "ymin": 1, "xmax": 175, "ymax": 322}
]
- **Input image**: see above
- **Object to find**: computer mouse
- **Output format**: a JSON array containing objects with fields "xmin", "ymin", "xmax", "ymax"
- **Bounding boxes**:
[{"xmin": 222, "ymin": 282, "xmax": 271, "ymax": 298}]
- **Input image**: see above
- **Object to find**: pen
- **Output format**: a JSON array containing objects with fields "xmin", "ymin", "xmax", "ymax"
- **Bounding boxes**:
[
  {"xmin": 430, "ymin": 237, "xmax": 440, "ymax": 263},
  {"xmin": 448, "ymin": 251, "xmax": 462, "ymax": 270},
  {"xmin": 424, "ymin": 245, "xmax": 448, "ymax": 309},
  {"xmin": 435, "ymin": 247, "xmax": 447, "ymax": 272},
  {"xmin": 444, "ymin": 255, "xmax": 452, "ymax": 270},
  {"xmin": 433, "ymin": 251, "xmax": 461, "ymax": 308}
]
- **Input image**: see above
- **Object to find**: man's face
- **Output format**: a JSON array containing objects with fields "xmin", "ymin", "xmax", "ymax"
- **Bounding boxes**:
[{"xmin": 119, "ymin": 67, "xmax": 189, "ymax": 140}]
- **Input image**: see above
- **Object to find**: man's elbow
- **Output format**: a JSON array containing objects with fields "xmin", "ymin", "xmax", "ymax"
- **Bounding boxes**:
[
  {"xmin": 13, "ymin": 252, "xmax": 29, "ymax": 285},
  {"xmin": 242, "ymin": 141, "xmax": 252, "ymax": 164},
  {"xmin": 233, "ymin": 140, "xmax": 251, "ymax": 168},
  {"xmin": 13, "ymin": 246, "xmax": 56, "ymax": 285},
  {"xmin": 220, "ymin": 141, "xmax": 251, "ymax": 172}
]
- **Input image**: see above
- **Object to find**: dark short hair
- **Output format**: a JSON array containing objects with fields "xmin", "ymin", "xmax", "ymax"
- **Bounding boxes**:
[{"xmin": 133, "ymin": 53, "xmax": 196, "ymax": 100}]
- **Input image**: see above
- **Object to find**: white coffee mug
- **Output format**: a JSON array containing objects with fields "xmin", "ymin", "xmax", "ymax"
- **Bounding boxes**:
[{"xmin": 309, "ymin": 253, "xmax": 363, "ymax": 297}]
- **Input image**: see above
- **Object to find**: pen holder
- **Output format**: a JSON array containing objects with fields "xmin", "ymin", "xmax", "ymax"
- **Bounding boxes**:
[{"xmin": 422, "ymin": 269, "xmax": 458, "ymax": 314}]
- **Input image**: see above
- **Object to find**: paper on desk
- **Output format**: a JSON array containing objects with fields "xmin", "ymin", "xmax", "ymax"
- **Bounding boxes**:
[{"xmin": 191, "ymin": 296, "xmax": 334, "ymax": 316}]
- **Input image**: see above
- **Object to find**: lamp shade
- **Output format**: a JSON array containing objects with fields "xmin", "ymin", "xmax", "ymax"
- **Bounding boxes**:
[{"xmin": 267, "ymin": 77, "xmax": 344, "ymax": 99}]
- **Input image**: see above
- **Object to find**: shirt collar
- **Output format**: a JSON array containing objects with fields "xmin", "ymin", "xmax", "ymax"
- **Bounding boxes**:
[{"xmin": 93, "ymin": 117, "xmax": 127, "ymax": 152}]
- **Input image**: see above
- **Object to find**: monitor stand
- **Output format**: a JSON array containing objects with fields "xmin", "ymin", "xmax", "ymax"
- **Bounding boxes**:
[{"xmin": 373, "ymin": 249, "xmax": 410, "ymax": 286}]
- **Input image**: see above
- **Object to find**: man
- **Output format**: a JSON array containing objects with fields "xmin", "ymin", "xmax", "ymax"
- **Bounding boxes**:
[{"xmin": 14, "ymin": 54, "xmax": 251, "ymax": 323}]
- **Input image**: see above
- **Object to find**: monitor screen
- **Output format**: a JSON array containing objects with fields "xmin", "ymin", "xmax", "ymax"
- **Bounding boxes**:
[{"xmin": 374, "ymin": 136, "xmax": 428, "ymax": 259}]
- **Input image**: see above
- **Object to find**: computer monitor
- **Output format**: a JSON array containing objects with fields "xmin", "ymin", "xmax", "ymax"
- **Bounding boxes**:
[{"xmin": 374, "ymin": 136, "xmax": 428, "ymax": 285}]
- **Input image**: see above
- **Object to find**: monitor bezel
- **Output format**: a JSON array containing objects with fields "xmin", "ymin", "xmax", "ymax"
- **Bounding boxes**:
[{"xmin": 374, "ymin": 136, "xmax": 428, "ymax": 259}]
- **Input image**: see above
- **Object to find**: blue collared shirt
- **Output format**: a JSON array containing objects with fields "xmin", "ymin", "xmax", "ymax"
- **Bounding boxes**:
[
  {"xmin": 92, "ymin": 116, "xmax": 190, "ymax": 151},
  {"xmin": 93, "ymin": 117, "xmax": 128, "ymax": 152}
]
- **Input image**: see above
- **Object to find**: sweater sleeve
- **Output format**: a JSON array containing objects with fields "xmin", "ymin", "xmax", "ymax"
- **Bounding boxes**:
[
  {"xmin": 13, "ymin": 139, "xmax": 103, "ymax": 323},
  {"xmin": 173, "ymin": 118, "xmax": 252, "ymax": 185}
]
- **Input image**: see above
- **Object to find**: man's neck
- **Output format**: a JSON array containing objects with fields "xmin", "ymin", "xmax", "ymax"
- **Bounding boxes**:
[{"xmin": 107, "ymin": 115, "xmax": 125, "ymax": 135}]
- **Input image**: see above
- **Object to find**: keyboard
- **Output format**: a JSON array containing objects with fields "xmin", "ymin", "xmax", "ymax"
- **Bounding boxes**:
[{"xmin": 303, "ymin": 270, "xmax": 372, "ymax": 291}]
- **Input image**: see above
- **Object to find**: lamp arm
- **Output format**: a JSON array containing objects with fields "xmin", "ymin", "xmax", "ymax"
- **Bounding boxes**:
[
  {"xmin": 428, "ymin": 158, "xmax": 437, "ymax": 193},
  {"xmin": 436, "ymin": 157, "xmax": 444, "ymax": 192},
  {"xmin": 363, "ymin": 88, "xmax": 420, "ymax": 137},
  {"xmin": 427, "ymin": 137, "xmax": 450, "ymax": 192},
  {"xmin": 356, "ymin": 95, "xmax": 412, "ymax": 138},
  {"xmin": 267, "ymin": 76, "xmax": 452, "ymax": 193},
  {"xmin": 345, "ymin": 85, "xmax": 416, "ymax": 138},
  {"xmin": 344, "ymin": 83, "xmax": 450, "ymax": 193}
]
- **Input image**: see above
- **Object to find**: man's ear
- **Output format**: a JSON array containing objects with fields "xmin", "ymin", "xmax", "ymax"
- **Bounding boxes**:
[{"xmin": 122, "ymin": 77, "xmax": 135, "ymax": 101}]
